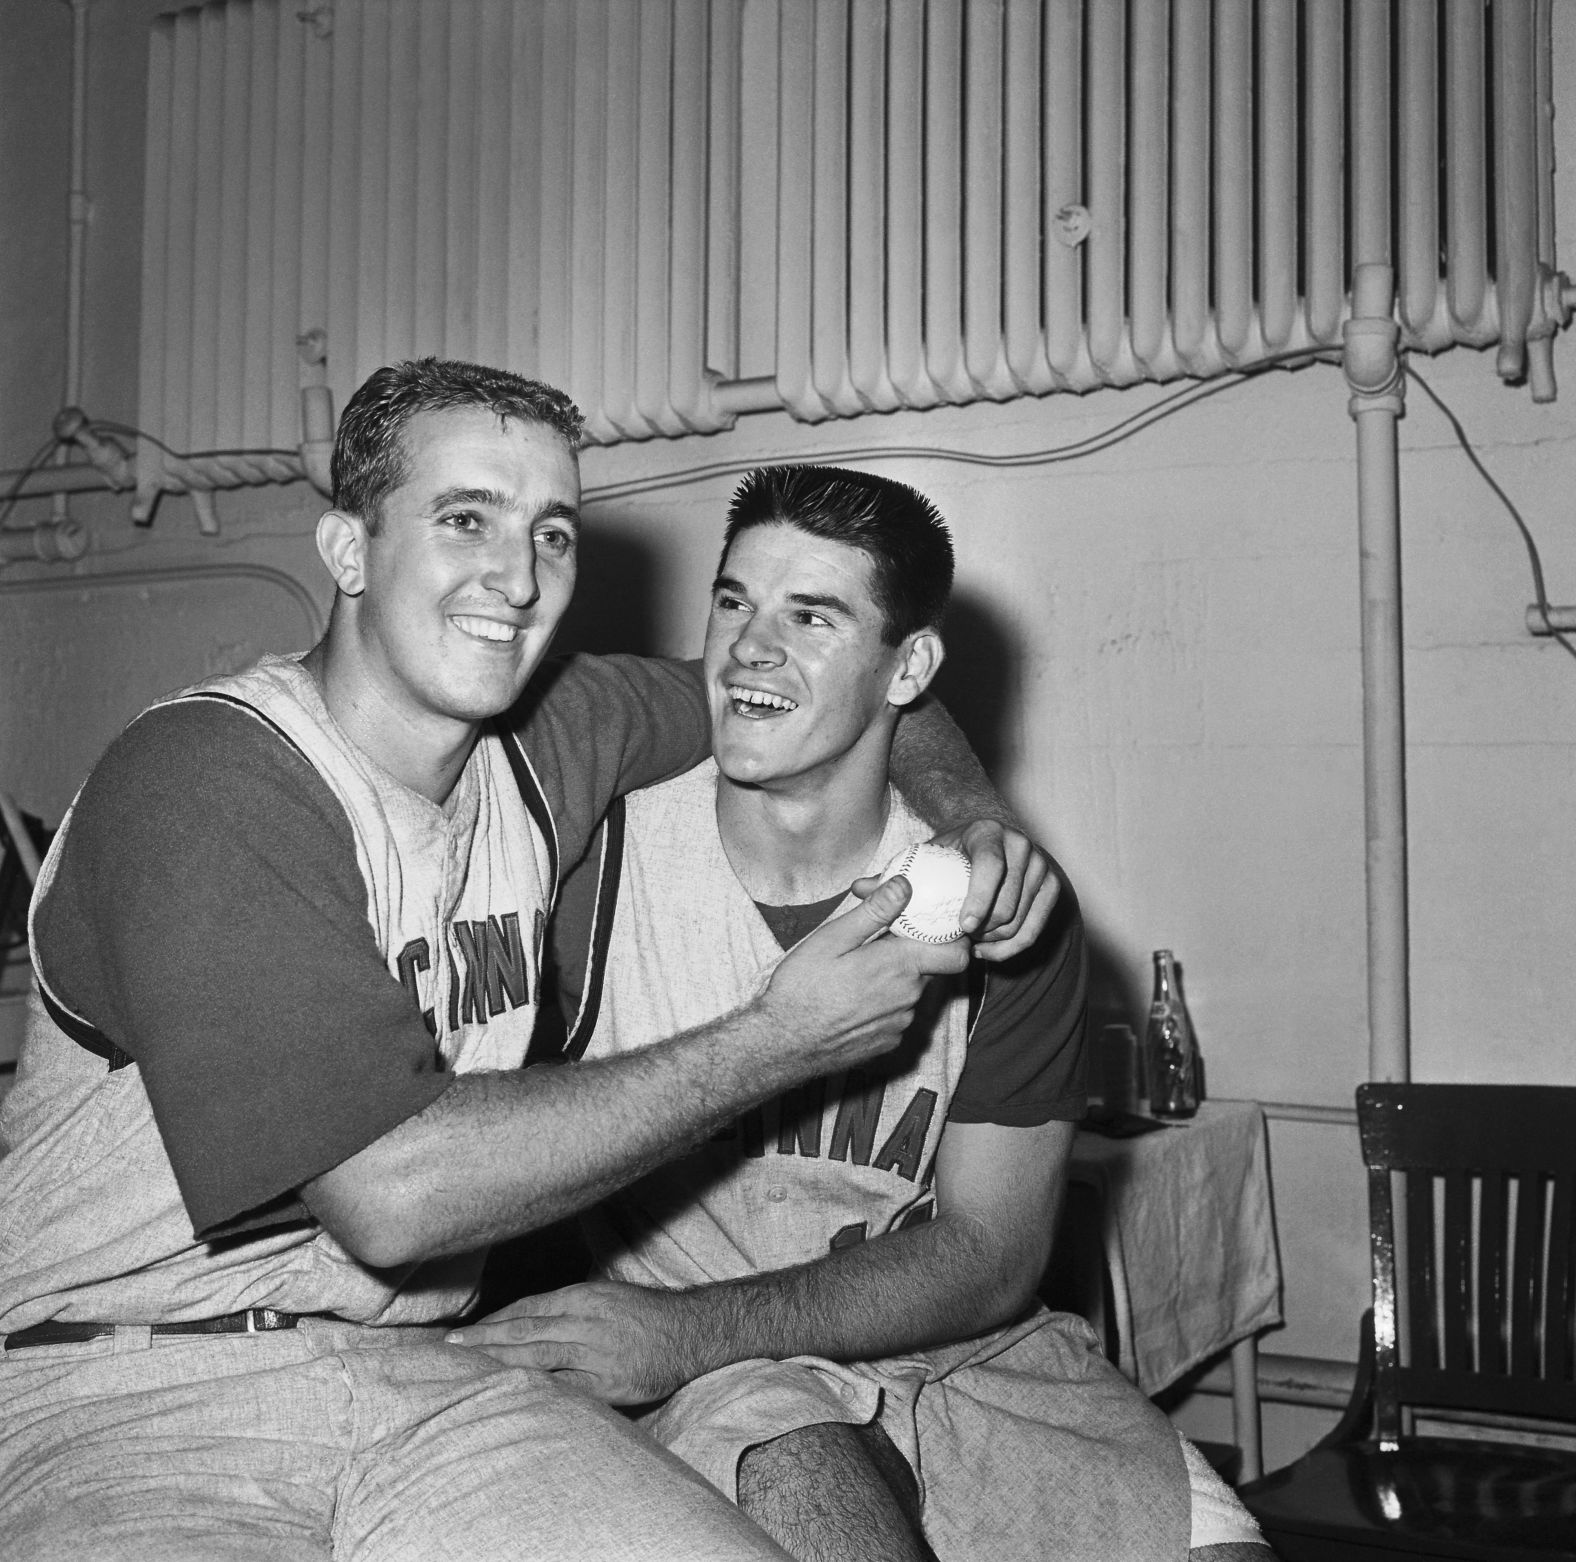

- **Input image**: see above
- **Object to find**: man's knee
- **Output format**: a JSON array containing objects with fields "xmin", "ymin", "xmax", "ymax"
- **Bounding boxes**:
[{"xmin": 737, "ymin": 1420, "xmax": 936, "ymax": 1562}]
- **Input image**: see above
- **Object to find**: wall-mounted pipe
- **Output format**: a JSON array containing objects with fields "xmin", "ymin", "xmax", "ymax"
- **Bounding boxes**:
[
  {"xmin": 1344, "ymin": 264, "xmax": 1410, "ymax": 1087},
  {"xmin": 1526, "ymin": 604, "xmax": 1576, "ymax": 635},
  {"xmin": 0, "ymin": 520, "xmax": 89, "ymax": 565}
]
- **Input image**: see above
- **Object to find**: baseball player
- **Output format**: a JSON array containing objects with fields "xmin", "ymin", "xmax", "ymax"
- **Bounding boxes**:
[
  {"xmin": 451, "ymin": 466, "xmax": 1272, "ymax": 1562},
  {"xmin": 0, "ymin": 363, "xmax": 1059, "ymax": 1562}
]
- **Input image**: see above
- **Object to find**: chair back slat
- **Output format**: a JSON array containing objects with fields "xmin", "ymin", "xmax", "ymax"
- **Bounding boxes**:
[
  {"xmin": 1510, "ymin": 1169, "xmax": 1546, "ymax": 1379},
  {"xmin": 1357, "ymin": 1084, "xmax": 1576, "ymax": 1430},
  {"xmin": 1547, "ymin": 1171, "xmax": 1575, "ymax": 1383},
  {"xmin": 1368, "ymin": 1160, "xmax": 1404, "ymax": 1445},
  {"xmin": 1442, "ymin": 1169, "xmax": 1473, "ymax": 1371},
  {"xmin": 1406, "ymin": 1170, "xmax": 1440, "ymax": 1370},
  {"xmin": 1478, "ymin": 1168, "xmax": 1508, "ymax": 1377}
]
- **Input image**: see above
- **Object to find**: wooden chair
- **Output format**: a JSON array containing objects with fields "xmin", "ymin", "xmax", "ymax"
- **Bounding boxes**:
[{"xmin": 1240, "ymin": 1083, "xmax": 1576, "ymax": 1561}]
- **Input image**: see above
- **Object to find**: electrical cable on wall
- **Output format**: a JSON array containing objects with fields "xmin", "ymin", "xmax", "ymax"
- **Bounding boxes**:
[
  {"xmin": 582, "ymin": 348, "xmax": 1341, "ymax": 503},
  {"xmin": 1403, "ymin": 365, "xmax": 1576, "ymax": 666}
]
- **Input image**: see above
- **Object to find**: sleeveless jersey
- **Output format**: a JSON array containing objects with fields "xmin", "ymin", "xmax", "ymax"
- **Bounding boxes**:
[
  {"xmin": 0, "ymin": 655, "xmax": 553, "ymax": 1328},
  {"xmin": 579, "ymin": 761, "xmax": 972, "ymax": 1286}
]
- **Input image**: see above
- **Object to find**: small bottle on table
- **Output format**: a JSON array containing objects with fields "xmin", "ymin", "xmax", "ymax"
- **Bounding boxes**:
[{"xmin": 1145, "ymin": 948, "xmax": 1198, "ymax": 1119}]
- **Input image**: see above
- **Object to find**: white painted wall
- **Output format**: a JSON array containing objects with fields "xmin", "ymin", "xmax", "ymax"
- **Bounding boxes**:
[{"xmin": 3, "ymin": 0, "xmax": 1574, "ymax": 1475}]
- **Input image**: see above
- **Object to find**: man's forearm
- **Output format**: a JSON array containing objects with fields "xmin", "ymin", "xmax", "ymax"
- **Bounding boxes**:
[
  {"xmin": 890, "ymin": 697, "xmax": 1016, "ymax": 830},
  {"xmin": 660, "ymin": 1211, "xmax": 1040, "ymax": 1382},
  {"xmin": 303, "ymin": 879, "xmax": 970, "ymax": 1267},
  {"xmin": 305, "ymin": 1006, "xmax": 801, "ymax": 1267}
]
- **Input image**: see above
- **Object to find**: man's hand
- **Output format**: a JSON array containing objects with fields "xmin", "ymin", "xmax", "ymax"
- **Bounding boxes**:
[
  {"xmin": 755, "ymin": 874, "xmax": 970, "ymax": 1074},
  {"xmin": 853, "ymin": 822, "xmax": 1058, "ymax": 963},
  {"xmin": 446, "ymin": 1279, "xmax": 700, "ymax": 1407}
]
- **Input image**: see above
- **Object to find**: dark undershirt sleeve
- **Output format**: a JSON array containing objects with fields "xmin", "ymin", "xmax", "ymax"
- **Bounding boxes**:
[
  {"xmin": 503, "ymin": 653, "xmax": 710, "ymax": 874},
  {"xmin": 948, "ymin": 875, "xmax": 1090, "ymax": 1127},
  {"xmin": 32, "ymin": 702, "xmax": 453, "ymax": 1239}
]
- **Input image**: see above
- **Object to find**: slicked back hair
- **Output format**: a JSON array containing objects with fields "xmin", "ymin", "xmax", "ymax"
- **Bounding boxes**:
[
  {"xmin": 721, "ymin": 465, "xmax": 954, "ymax": 645},
  {"xmin": 331, "ymin": 357, "xmax": 585, "ymax": 528}
]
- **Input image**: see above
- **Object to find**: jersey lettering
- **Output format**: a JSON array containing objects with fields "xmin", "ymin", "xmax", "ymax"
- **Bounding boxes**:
[
  {"xmin": 393, "ymin": 938, "xmax": 436, "ymax": 1037},
  {"xmin": 452, "ymin": 912, "xmax": 533, "ymax": 1026},
  {"xmin": 871, "ymin": 1088, "xmax": 937, "ymax": 1181},
  {"xmin": 776, "ymin": 1080, "xmax": 824, "ymax": 1157},
  {"xmin": 829, "ymin": 1220, "xmax": 868, "ymax": 1250},
  {"xmin": 827, "ymin": 1070, "xmax": 884, "ymax": 1166}
]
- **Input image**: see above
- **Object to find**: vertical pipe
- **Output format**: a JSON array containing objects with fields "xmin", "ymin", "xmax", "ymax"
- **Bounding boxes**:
[
  {"xmin": 1083, "ymin": 0, "xmax": 1125, "ymax": 374},
  {"xmin": 1257, "ymin": 0, "xmax": 1297, "ymax": 353},
  {"xmin": 1170, "ymin": 0, "xmax": 1210, "ymax": 369},
  {"xmin": 808, "ymin": 0, "xmax": 861, "ymax": 417},
  {"xmin": 1304, "ymin": 0, "xmax": 1344, "ymax": 344},
  {"xmin": 669, "ymin": 0, "xmax": 713, "ymax": 430},
  {"xmin": 1351, "ymin": 0, "xmax": 1392, "ymax": 267},
  {"xmin": 1127, "ymin": 0, "xmax": 1169, "ymax": 373},
  {"xmin": 634, "ymin": 0, "xmax": 682, "ymax": 433},
  {"xmin": 1040, "ymin": 0, "xmax": 1082, "ymax": 383},
  {"xmin": 1444, "ymin": 0, "xmax": 1487, "ymax": 335},
  {"xmin": 1344, "ymin": 264, "xmax": 1410, "ymax": 1086},
  {"xmin": 1397, "ymin": 0, "xmax": 1439, "ymax": 340},
  {"xmin": 884, "ymin": 0, "xmax": 935, "ymax": 407},
  {"xmin": 923, "ymin": 0, "xmax": 969, "ymax": 402},
  {"xmin": 1213, "ymin": 0, "xmax": 1253, "ymax": 358},
  {"xmin": 847, "ymin": 0, "xmax": 898, "ymax": 410},
  {"xmin": 64, "ymin": 0, "xmax": 90, "ymax": 417},
  {"xmin": 1002, "ymin": 0, "xmax": 1051, "ymax": 392},
  {"xmin": 775, "ymin": 0, "xmax": 827, "ymax": 420},
  {"xmin": 1492, "ymin": 0, "xmax": 1536, "ymax": 385},
  {"xmin": 961, "ymin": 0, "xmax": 1013, "ymax": 398}
]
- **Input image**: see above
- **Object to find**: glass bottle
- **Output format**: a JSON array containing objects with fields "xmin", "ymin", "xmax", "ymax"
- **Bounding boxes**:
[{"xmin": 1145, "ymin": 949, "xmax": 1198, "ymax": 1118}]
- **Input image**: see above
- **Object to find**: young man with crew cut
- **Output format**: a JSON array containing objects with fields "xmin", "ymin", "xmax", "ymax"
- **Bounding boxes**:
[{"xmin": 454, "ymin": 465, "xmax": 1274, "ymax": 1562}]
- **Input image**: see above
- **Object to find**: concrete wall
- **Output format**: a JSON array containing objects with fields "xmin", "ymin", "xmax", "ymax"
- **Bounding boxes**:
[{"xmin": 4, "ymin": 1, "xmax": 1575, "ymax": 1476}]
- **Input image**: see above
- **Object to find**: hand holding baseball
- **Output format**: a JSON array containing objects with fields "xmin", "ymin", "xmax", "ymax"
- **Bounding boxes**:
[
  {"xmin": 874, "ymin": 842, "xmax": 973, "ymax": 943},
  {"xmin": 757, "ymin": 875, "xmax": 969, "ymax": 1075}
]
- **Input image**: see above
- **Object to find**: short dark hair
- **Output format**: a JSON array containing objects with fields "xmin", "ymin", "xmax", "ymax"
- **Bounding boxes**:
[
  {"xmin": 331, "ymin": 357, "xmax": 585, "ymax": 525},
  {"xmin": 721, "ymin": 465, "xmax": 953, "ymax": 644}
]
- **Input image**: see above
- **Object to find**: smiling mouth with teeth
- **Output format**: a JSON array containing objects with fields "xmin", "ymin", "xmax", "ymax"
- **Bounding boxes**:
[
  {"xmin": 727, "ymin": 684, "xmax": 799, "ymax": 718},
  {"xmin": 452, "ymin": 614, "xmax": 520, "ymax": 645}
]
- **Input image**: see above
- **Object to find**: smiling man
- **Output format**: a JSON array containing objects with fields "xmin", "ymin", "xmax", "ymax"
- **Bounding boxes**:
[
  {"xmin": 0, "ymin": 362, "xmax": 1058, "ymax": 1562},
  {"xmin": 453, "ymin": 466, "xmax": 1273, "ymax": 1562}
]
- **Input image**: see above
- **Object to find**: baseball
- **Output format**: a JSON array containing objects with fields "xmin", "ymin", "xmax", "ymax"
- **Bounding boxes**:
[{"xmin": 879, "ymin": 842, "xmax": 972, "ymax": 943}]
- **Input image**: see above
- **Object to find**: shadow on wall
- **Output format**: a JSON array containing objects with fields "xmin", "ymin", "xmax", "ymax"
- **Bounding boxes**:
[
  {"xmin": 933, "ymin": 588, "xmax": 1152, "ymax": 1080},
  {"xmin": 552, "ymin": 524, "xmax": 663, "ymax": 656}
]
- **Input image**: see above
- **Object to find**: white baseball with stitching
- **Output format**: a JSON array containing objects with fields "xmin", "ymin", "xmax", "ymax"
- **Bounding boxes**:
[{"xmin": 879, "ymin": 841, "xmax": 972, "ymax": 943}]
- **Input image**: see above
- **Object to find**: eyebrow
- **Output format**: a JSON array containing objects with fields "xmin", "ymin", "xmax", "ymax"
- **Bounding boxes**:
[
  {"xmin": 712, "ymin": 573, "xmax": 858, "ymax": 619},
  {"xmin": 429, "ymin": 487, "xmax": 581, "ymax": 530}
]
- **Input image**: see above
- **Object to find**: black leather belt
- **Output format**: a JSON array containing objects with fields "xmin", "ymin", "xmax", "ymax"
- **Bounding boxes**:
[{"xmin": 4, "ymin": 1308, "xmax": 306, "ymax": 1351}]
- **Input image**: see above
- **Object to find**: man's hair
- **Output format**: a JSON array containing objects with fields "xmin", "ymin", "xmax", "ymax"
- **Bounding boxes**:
[
  {"xmin": 721, "ymin": 465, "xmax": 954, "ymax": 644},
  {"xmin": 331, "ymin": 357, "xmax": 585, "ymax": 526}
]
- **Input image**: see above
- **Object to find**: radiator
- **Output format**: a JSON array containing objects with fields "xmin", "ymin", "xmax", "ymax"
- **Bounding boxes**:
[{"xmin": 136, "ymin": 0, "xmax": 1567, "ymax": 502}]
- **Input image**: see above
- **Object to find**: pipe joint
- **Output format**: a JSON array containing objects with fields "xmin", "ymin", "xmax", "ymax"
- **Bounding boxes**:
[
  {"xmin": 1342, "ymin": 317, "xmax": 1402, "ymax": 399},
  {"xmin": 299, "ymin": 384, "xmax": 335, "ymax": 497},
  {"xmin": 0, "ymin": 519, "xmax": 89, "ymax": 566}
]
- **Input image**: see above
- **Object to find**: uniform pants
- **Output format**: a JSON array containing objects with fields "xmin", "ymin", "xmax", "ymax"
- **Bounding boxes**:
[{"xmin": 0, "ymin": 1318, "xmax": 790, "ymax": 1562}]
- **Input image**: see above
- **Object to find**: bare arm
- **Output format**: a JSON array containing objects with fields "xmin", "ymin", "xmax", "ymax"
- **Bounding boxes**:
[
  {"xmin": 449, "ymin": 1117, "xmax": 1074, "ymax": 1405},
  {"xmin": 302, "ymin": 877, "xmax": 968, "ymax": 1267}
]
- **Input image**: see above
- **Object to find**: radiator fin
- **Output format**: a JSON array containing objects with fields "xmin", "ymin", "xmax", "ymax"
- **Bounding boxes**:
[{"xmin": 138, "ymin": 0, "xmax": 1566, "ymax": 490}]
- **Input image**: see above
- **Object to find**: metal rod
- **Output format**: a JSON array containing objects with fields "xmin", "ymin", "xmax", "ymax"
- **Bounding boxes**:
[
  {"xmin": 1526, "ymin": 604, "xmax": 1576, "ymax": 635},
  {"xmin": 1344, "ymin": 265, "xmax": 1411, "ymax": 1087},
  {"xmin": 1192, "ymin": 1350, "xmax": 1358, "ymax": 1411}
]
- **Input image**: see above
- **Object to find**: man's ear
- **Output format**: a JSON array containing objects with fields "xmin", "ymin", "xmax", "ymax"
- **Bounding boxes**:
[
  {"xmin": 316, "ymin": 510, "xmax": 369, "ymax": 597},
  {"xmin": 887, "ymin": 629, "xmax": 945, "ymax": 709}
]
